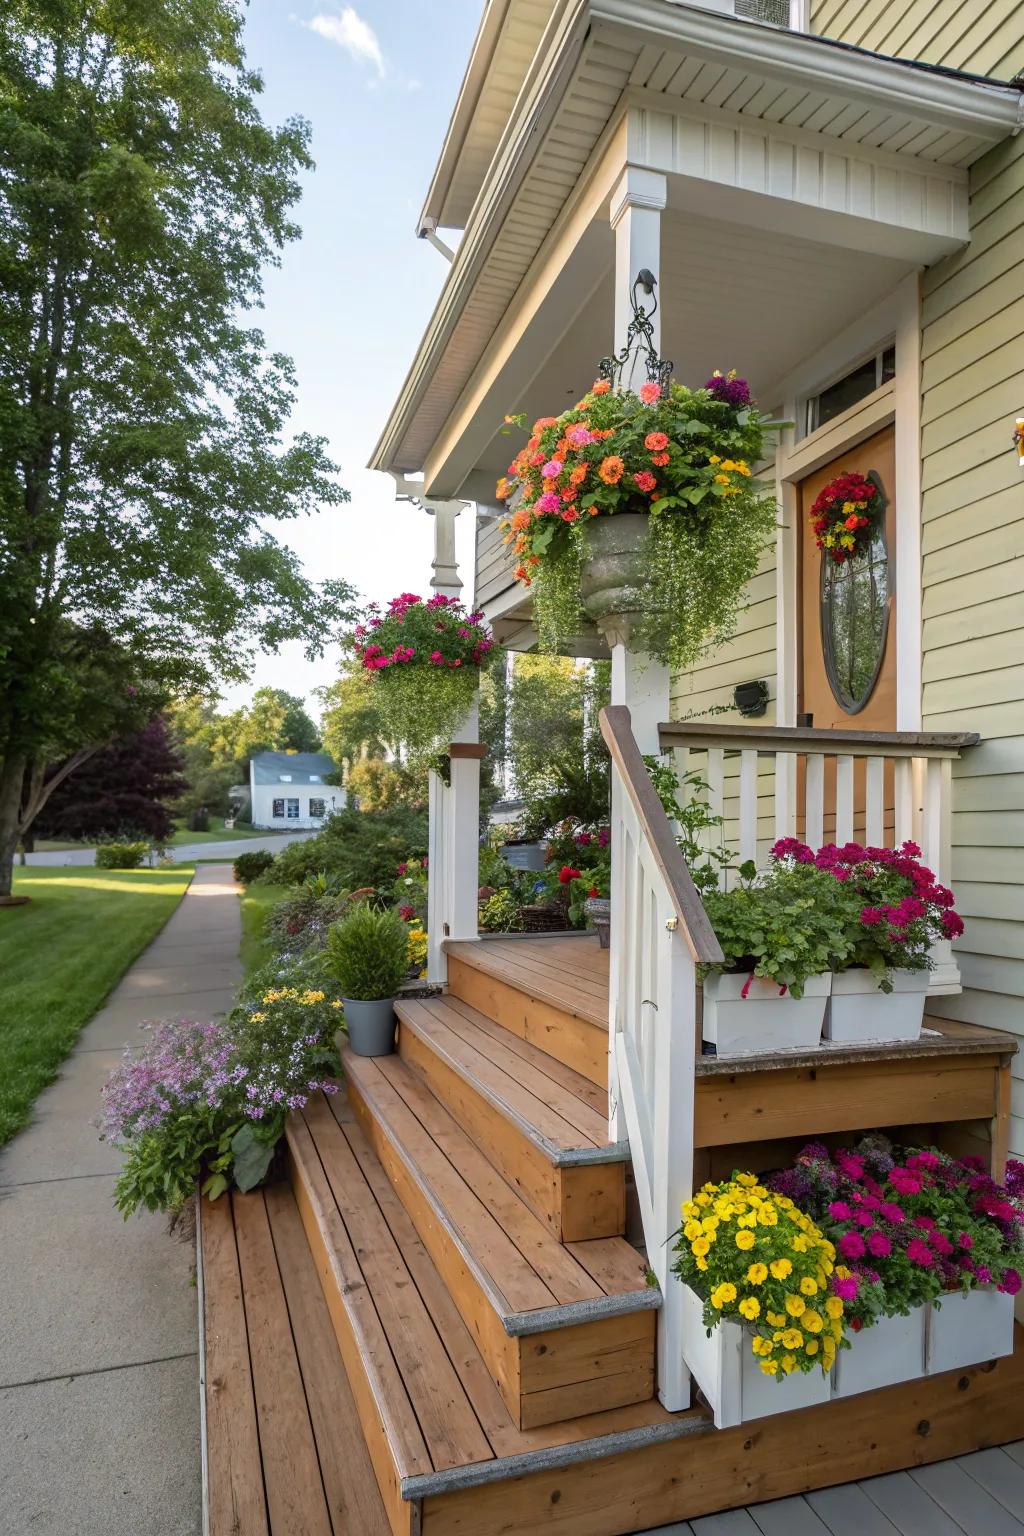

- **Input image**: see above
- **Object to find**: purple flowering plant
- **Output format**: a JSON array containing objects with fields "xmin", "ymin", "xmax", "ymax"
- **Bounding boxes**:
[
  {"xmin": 768, "ymin": 1137, "xmax": 1024, "ymax": 1331},
  {"xmin": 102, "ymin": 983, "xmax": 342, "ymax": 1216}
]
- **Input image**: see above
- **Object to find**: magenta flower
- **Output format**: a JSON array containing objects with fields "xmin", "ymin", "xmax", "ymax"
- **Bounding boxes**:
[
  {"xmin": 838, "ymin": 1231, "xmax": 866, "ymax": 1260},
  {"xmin": 833, "ymin": 1275, "xmax": 859, "ymax": 1301},
  {"xmin": 866, "ymin": 1231, "xmax": 892, "ymax": 1258},
  {"xmin": 1000, "ymin": 1268, "xmax": 1022, "ymax": 1295},
  {"xmin": 828, "ymin": 1201, "xmax": 853, "ymax": 1221},
  {"xmin": 541, "ymin": 459, "xmax": 563, "ymax": 479},
  {"xmin": 906, "ymin": 1238, "xmax": 934, "ymax": 1267}
]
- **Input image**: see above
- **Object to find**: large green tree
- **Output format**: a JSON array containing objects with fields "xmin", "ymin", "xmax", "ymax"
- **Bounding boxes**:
[{"xmin": 0, "ymin": 0, "xmax": 353, "ymax": 894}]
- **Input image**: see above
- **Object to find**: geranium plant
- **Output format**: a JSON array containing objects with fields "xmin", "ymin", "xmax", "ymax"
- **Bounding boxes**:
[
  {"xmin": 497, "ymin": 372, "xmax": 781, "ymax": 666},
  {"xmin": 770, "ymin": 838, "xmax": 963, "ymax": 986},
  {"xmin": 349, "ymin": 593, "xmax": 495, "ymax": 759},
  {"xmin": 537, "ymin": 821, "xmax": 611, "ymax": 926},
  {"xmin": 809, "ymin": 472, "xmax": 883, "ymax": 563},
  {"xmin": 768, "ymin": 1138, "xmax": 1024, "ymax": 1331},
  {"xmin": 702, "ymin": 857, "xmax": 858, "ymax": 998},
  {"xmin": 673, "ymin": 1172, "xmax": 848, "ymax": 1381}
]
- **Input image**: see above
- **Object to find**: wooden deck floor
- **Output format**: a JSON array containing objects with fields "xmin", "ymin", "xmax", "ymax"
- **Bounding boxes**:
[{"xmin": 639, "ymin": 1446, "xmax": 1024, "ymax": 1534}]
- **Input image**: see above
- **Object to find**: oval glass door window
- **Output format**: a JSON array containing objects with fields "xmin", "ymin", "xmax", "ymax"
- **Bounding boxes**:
[{"xmin": 820, "ymin": 520, "xmax": 890, "ymax": 714}]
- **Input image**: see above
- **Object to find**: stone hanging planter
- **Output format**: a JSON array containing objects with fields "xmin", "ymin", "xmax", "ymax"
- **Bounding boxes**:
[
  {"xmin": 824, "ymin": 968, "xmax": 930, "ymax": 1043},
  {"xmin": 578, "ymin": 510, "xmax": 657, "ymax": 647},
  {"xmin": 702, "ymin": 972, "xmax": 830, "ymax": 1056}
]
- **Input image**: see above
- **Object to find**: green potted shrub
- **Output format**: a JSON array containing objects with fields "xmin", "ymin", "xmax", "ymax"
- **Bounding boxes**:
[
  {"xmin": 701, "ymin": 858, "xmax": 856, "ymax": 1056},
  {"xmin": 325, "ymin": 904, "xmax": 410, "ymax": 1056}
]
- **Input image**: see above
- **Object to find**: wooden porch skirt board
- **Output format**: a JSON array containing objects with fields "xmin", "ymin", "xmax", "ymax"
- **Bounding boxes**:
[{"xmin": 419, "ymin": 1330, "xmax": 1024, "ymax": 1534}]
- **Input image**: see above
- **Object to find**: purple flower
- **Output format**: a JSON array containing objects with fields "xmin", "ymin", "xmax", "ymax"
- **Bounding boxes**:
[{"xmin": 705, "ymin": 372, "xmax": 753, "ymax": 408}]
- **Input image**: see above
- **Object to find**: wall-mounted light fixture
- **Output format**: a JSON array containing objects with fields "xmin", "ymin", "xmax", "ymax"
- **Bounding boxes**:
[{"xmin": 734, "ymin": 680, "xmax": 769, "ymax": 718}]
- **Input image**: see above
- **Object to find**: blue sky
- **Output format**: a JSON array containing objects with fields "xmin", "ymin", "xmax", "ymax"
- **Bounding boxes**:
[{"xmin": 225, "ymin": 0, "xmax": 483, "ymax": 715}]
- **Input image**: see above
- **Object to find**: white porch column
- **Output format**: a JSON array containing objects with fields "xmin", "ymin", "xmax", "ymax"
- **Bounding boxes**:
[
  {"xmin": 609, "ymin": 167, "xmax": 667, "ymax": 394},
  {"xmin": 607, "ymin": 167, "xmax": 671, "ymax": 1141}
]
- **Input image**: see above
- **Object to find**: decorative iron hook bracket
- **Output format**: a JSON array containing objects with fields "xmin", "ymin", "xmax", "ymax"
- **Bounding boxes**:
[{"xmin": 597, "ymin": 269, "xmax": 674, "ymax": 393}]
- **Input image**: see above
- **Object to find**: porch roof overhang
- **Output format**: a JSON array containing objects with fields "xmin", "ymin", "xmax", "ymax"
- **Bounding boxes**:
[{"xmin": 372, "ymin": 0, "xmax": 1022, "ymax": 493}]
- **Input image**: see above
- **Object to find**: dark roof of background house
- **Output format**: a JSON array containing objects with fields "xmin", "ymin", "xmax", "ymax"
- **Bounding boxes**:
[{"xmin": 250, "ymin": 751, "xmax": 337, "ymax": 786}]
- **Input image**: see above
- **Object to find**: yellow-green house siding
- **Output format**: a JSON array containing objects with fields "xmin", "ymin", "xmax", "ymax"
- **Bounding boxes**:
[
  {"xmin": 810, "ymin": 0, "xmax": 1024, "ymax": 80},
  {"xmin": 917, "ymin": 129, "xmax": 1024, "ymax": 1163}
]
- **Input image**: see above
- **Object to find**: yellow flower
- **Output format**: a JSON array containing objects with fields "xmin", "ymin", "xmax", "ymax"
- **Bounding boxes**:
[
  {"xmin": 757, "ymin": 1205, "xmax": 778, "ymax": 1226},
  {"xmin": 738, "ymin": 1297, "xmax": 760, "ymax": 1321},
  {"xmin": 249, "ymin": 1011, "xmax": 267, "ymax": 1023},
  {"xmin": 760, "ymin": 1359, "xmax": 780, "ymax": 1376},
  {"xmin": 683, "ymin": 1220, "xmax": 703, "ymax": 1241},
  {"xmin": 825, "ymin": 1297, "xmax": 844, "ymax": 1320},
  {"xmin": 770, "ymin": 1258, "xmax": 792, "ymax": 1280},
  {"xmin": 696, "ymin": 1255, "xmax": 709, "ymax": 1271},
  {"xmin": 737, "ymin": 1211, "xmax": 758, "ymax": 1228},
  {"xmin": 696, "ymin": 1193, "xmax": 711, "ymax": 1208},
  {"xmin": 735, "ymin": 1172, "xmax": 757, "ymax": 1187},
  {"xmin": 785, "ymin": 1294, "xmax": 806, "ymax": 1318},
  {"xmin": 781, "ymin": 1354, "xmax": 798, "ymax": 1374},
  {"xmin": 791, "ymin": 1234, "xmax": 809, "ymax": 1253},
  {"xmin": 831, "ymin": 1318, "xmax": 844, "ymax": 1341},
  {"xmin": 766, "ymin": 1310, "xmax": 787, "ymax": 1328},
  {"xmin": 682, "ymin": 1201, "xmax": 700, "ymax": 1220},
  {"xmin": 331, "ymin": 1000, "xmax": 343, "ymax": 1010},
  {"xmin": 710, "ymin": 1282, "xmax": 737, "ymax": 1309},
  {"xmin": 799, "ymin": 1277, "xmax": 818, "ymax": 1296},
  {"xmin": 702, "ymin": 1216, "xmax": 720, "ymax": 1235},
  {"xmin": 782, "ymin": 1328, "xmax": 804, "ymax": 1351},
  {"xmin": 805, "ymin": 1339, "xmax": 819, "ymax": 1356},
  {"xmin": 735, "ymin": 1229, "xmax": 756, "ymax": 1251},
  {"xmin": 802, "ymin": 1309, "xmax": 824, "ymax": 1335},
  {"xmin": 691, "ymin": 1237, "xmax": 710, "ymax": 1257},
  {"xmin": 746, "ymin": 1263, "xmax": 768, "ymax": 1286}
]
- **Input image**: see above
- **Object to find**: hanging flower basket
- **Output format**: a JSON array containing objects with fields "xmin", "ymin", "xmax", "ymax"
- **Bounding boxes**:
[
  {"xmin": 809, "ymin": 472, "xmax": 884, "ymax": 564},
  {"xmin": 497, "ymin": 367, "xmax": 784, "ymax": 664},
  {"xmin": 349, "ymin": 594, "xmax": 494, "ymax": 760}
]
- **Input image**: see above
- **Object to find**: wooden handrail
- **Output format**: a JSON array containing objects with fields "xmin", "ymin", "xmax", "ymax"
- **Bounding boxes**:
[
  {"xmin": 600, "ymin": 705, "xmax": 723, "ymax": 966},
  {"xmin": 659, "ymin": 722, "xmax": 979, "ymax": 760}
]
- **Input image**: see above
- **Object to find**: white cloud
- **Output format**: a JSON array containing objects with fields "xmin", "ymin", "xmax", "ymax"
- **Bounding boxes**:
[{"xmin": 306, "ymin": 6, "xmax": 385, "ymax": 76}]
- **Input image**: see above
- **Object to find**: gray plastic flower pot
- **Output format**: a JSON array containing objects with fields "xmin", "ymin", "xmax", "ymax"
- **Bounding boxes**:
[{"xmin": 343, "ymin": 996, "xmax": 397, "ymax": 1057}]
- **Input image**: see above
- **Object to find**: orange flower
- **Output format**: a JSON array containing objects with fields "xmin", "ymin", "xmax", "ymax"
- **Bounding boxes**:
[
  {"xmin": 526, "ymin": 436, "xmax": 540, "ymax": 451},
  {"xmin": 597, "ymin": 428, "xmax": 616, "ymax": 440},
  {"xmin": 599, "ymin": 455, "xmax": 624, "ymax": 484},
  {"xmin": 561, "ymin": 506, "xmax": 580, "ymax": 522},
  {"xmin": 495, "ymin": 476, "xmax": 511, "ymax": 500},
  {"xmin": 532, "ymin": 416, "xmax": 558, "ymax": 433},
  {"xmin": 569, "ymin": 464, "xmax": 588, "ymax": 486},
  {"xmin": 510, "ymin": 507, "xmax": 531, "ymax": 532},
  {"xmin": 644, "ymin": 431, "xmax": 669, "ymax": 451},
  {"xmin": 591, "ymin": 380, "xmax": 611, "ymax": 395},
  {"xmin": 651, "ymin": 452, "xmax": 670, "ymax": 467},
  {"xmin": 542, "ymin": 478, "xmax": 557, "ymax": 494}
]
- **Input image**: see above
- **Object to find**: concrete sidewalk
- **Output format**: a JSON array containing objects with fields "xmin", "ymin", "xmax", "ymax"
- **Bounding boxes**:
[
  {"xmin": 0, "ymin": 865, "xmax": 241, "ymax": 1536},
  {"xmin": 24, "ymin": 829, "xmax": 313, "ymax": 867}
]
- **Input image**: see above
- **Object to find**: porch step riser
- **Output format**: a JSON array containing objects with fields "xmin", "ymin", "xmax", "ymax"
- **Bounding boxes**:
[
  {"xmin": 346, "ymin": 1071, "xmax": 655, "ymax": 1431},
  {"xmin": 446, "ymin": 955, "xmax": 608, "ymax": 1089},
  {"xmin": 398, "ymin": 1016, "xmax": 626, "ymax": 1242}
]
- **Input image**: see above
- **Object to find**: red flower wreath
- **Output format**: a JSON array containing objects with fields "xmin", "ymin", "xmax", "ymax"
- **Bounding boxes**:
[{"xmin": 809, "ymin": 472, "xmax": 882, "ymax": 564}]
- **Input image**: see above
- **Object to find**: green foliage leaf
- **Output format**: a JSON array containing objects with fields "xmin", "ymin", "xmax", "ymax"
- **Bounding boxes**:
[{"xmin": 230, "ymin": 1124, "xmax": 276, "ymax": 1193}]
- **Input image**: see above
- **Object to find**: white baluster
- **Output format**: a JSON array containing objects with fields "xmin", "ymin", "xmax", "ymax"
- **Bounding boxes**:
[
  {"xmin": 835, "ymin": 755, "xmax": 855, "ymax": 845},
  {"xmin": 706, "ymin": 748, "xmax": 725, "ymax": 880},
  {"xmin": 774, "ymin": 751, "xmax": 797, "ymax": 842},
  {"xmin": 865, "ymin": 756, "xmax": 885, "ymax": 847},
  {"xmin": 894, "ymin": 757, "xmax": 914, "ymax": 846},
  {"xmin": 447, "ymin": 699, "xmax": 481, "ymax": 942},
  {"xmin": 806, "ymin": 754, "xmax": 825, "ymax": 850},
  {"xmin": 739, "ymin": 750, "xmax": 759, "ymax": 867}
]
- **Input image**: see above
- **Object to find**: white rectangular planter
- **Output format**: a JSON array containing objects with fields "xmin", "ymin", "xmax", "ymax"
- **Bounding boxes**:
[
  {"xmin": 703, "ymin": 972, "xmax": 830, "ymax": 1057},
  {"xmin": 832, "ymin": 1307, "xmax": 927, "ymax": 1399},
  {"xmin": 681, "ymin": 1285, "xmax": 831, "ymax": 1428},
  {"xmin": 824, "ymin": 968, "xmax": 930, "ymax": 1044},
  {"xmin": 926, "ymin": 1287, "xmax": 1015, "ymax": 1375}
]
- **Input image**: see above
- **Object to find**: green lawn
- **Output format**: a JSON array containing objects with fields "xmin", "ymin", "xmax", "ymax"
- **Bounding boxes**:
[
  {"xmin": 170, "ymin": 818, "xmax": 284, "ymax": 845},
  {"xmin": 239, "ymin": 883, "xmax": 288, "ymax": 977},
  {"xmin": 0, "ymin": 865, "xmax": 194, "ymax": 1146}
]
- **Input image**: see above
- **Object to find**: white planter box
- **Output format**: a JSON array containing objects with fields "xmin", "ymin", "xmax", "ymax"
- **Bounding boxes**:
[
  {"xmin": 703, "ymin": 972, "xmax": 830, "ymax": 1057},
  {"xmin": 926, "ymin": 1287, "xmax": 1015, "ymax": 1375},
  {"xmin": 824, "ymin": 968, "xmax": 930, "ymax": 1044},
  {"xmin": 832, "ymin": 1307, "xmax": 927, "ymax": 1398},
  {"xmin": 681, "ymin": 1285, "xmax": 831, "ymax": 1428}
]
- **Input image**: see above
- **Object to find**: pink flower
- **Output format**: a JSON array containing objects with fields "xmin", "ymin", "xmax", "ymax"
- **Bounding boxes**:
[
  {"xmin": 890, "ymin": 1168, "xmax": 923, "ymax": 1196},
  {"xmin": 638, "ymin": 381, "xmax": 661, "ymax": 403},
  {"xmin": 958, "ymin": 1232, "xmax": 974, "ymax": 1250},
  {"xmin": 827, "ymin": 1201, "xmax": 853, "ymax": 1221},
  {"xmin": 833, "ymin": 1275, "xmax": 859, "ymax": 1301},
  {"xmin": 542, "ymin": 459, "xmax": 563, "ymax": 478},
  {"xmin": 855, "ymin": 1209, "xmax": 874, "ymax": 1228},
  {"xmin": 567, "ymin": 425, "xmax": 594, "ymax": 446},
  {"xmin": 838, "ymin": 1231, "xmax": 866, "ymax": 1260},
  {"xmin": 866, "ymin": 1231, "xmax": 892, "ymax": 1258},
  {"xmin": 906, "ymin": 1238, "xmax": 934, "ymax": 1267},
  {"xmin": 536, "ymin": 491, "xmax": 561, "ymax": 514},
  {"xmin": 836, "ymin": 1151, "xmax": 865, "ymax": 1181},
  {"xmin": 880, "ymin": 1203, "xmax": 905, "ymax": 1223},
  {"xmin": 1000, "ymin": 1268, "xmax": 1022, "ymax": 1295}
]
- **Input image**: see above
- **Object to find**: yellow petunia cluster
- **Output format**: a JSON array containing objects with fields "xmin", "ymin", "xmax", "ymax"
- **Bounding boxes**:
[{"xmin": 674, "ymin": 1173, "xmax": 847, "ymax": 1381}]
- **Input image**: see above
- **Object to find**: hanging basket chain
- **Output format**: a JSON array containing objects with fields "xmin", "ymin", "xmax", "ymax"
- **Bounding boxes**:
[{"xmin": 597, "ymin": 269, "xmax": 675, "ymax": 392}]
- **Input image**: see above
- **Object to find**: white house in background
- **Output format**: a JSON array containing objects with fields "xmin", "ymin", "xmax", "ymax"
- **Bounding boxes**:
[{"xmin": 248, "ymin": 751, "xmax": 344, "ymax": 830}]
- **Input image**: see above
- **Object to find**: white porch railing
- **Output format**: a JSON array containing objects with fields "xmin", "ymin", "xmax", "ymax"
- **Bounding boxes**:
[
  {"xmin": 659, "ymin": 722, "xmax": 979, "ymax": 992},
  {"xmin": 426, "ymin": 708, "xmax": 483, "ymax": 986},
  {"xmin": 601, "ymin": 704, "xmax": 724, "ymax": 1412}
]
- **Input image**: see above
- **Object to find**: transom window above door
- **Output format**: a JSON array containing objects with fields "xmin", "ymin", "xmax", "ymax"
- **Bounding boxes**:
[{"xmin": 806, "ymin": 345, "xmax": 896, "ymax": 435}]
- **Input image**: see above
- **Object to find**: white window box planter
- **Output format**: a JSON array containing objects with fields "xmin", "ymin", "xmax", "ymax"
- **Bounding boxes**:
[
  {"xmin": 926, "ymin": 1287, "xmax": 1015, "ymax": 1375},
  {"xmin": 703, "ymin": 972, "xmax": 830, "ymax": 1057},
  {"xmin": 832, "ymin": 1307, "xmax": 927, "ymax": 1399},
  {"xmin": 681, "ymin": 1285, "xmax": 831, "ymax": 1428},
  {"xmin": 824, "ymin": 968, "xmax": 930, "ymax": 1044}
]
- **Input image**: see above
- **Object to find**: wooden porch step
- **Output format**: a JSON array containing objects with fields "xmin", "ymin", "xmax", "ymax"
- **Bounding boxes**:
[
  {"xmin": 444, "ymin": 935, "xmax": 609, "ymax": 1088},
  {"xmin": 284, "ymin": 1093, "xmax": 696, "ymax": 1536},
  {"xmin": 199, "ymin": 1184, "xmax": 390, "ymax": 1536},
  {"xmin": 335, "ymin": 1049, "xmax": 658, "ymax": 1430},
  {"xmin": 395, "ymin": 991, "xmax": 628, "ymax": 1241}
]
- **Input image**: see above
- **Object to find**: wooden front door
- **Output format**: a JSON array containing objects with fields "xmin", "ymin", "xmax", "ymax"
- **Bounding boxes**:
[{"xmin": 797, "ymin": 426, "xmax": 897, "ymax": 839}]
